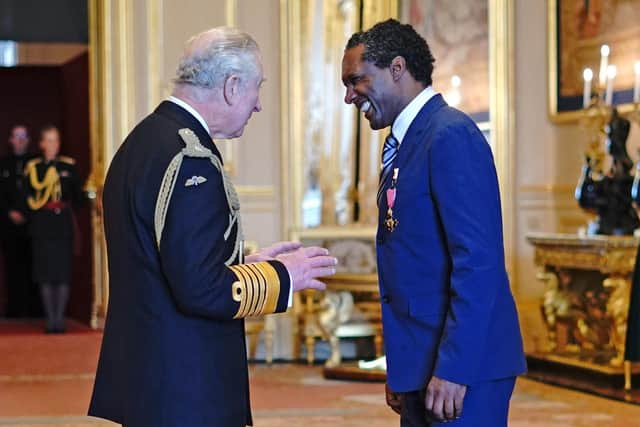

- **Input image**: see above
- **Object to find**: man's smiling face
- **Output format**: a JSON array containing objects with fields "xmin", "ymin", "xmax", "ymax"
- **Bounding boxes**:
[{"xmin": 341, "ymin": 44, "xmax": 397, "ymax": 130}]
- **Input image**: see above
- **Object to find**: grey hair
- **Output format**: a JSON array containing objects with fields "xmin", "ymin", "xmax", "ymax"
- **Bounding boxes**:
[{"xmin": 174, "ymin": 27, "xmax": 260, "ymax": 89}]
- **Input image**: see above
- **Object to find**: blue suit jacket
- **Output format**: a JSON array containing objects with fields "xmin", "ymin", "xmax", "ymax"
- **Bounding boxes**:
[
  {"xmin": 89, "ymin": 102, "xmax": 291, "ymax": 427},
  {"xmin": 377, "ymin": 94, "xmax": 526, "ymax": 392}
]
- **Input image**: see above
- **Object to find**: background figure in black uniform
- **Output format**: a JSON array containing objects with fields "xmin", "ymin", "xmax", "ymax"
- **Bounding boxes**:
[
  {"xmin": 0, "ymin": 125, "xmax": 37, "ymax": 318},
  {"xmin": 24, "ymin": 126, "xmax": 83, "ymax": 333}
]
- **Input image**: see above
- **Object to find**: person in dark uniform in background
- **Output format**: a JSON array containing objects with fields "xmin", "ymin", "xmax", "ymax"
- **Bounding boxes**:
[
  {"xmin": 89, "ymin": 27, "xmax": 338, "ymax": 427},
  {"xmin": 0, "ymin": 125, "xmax": 37, "ymax": 318},
  {"xmin": 24, "ymin": 125, "xmax": 83, "ymax": 333}
]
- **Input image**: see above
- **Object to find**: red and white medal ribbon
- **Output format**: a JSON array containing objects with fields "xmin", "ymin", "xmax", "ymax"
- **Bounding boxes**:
[{"xmin": 384, "ymin": 168, "xmax": 399, "ymax": 232}]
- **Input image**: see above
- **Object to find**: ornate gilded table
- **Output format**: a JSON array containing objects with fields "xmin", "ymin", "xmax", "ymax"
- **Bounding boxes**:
[
  {"xmin": 293, "ymin": 273, "xmax": 386, "ymax": 381},
  {"xmin": 295, "ymin": 274, "xmax": 382, "ymax": 363},
  {"xmin": 527, "ymin": 232, "xmax": 640, "ymax": 389}
]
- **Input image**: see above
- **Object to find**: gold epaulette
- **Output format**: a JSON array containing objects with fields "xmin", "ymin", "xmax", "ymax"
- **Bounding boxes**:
[
  {"xmin": 154, "ymin": 128, "xmax": 244, "ymax": 266},
  {"xmin": 228, "ymin": 262, "xmax": 281, "ymax": 318},
  {"xmin": 24, "ymin": 158, "xmax": 42, "ymax": 172},
  {"xmin": 58, "ymin": 156, "xmax": 76, "ymax": 165}
]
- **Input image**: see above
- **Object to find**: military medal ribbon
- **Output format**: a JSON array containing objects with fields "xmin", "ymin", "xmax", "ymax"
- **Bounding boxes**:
[{"xmin": 385, "ymin": 168, "xmax": 399, "ymax": 232}]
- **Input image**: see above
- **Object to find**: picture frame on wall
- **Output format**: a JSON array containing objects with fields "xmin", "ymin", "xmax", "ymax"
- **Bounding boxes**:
[
  {"xmin": 548, "ymin": 0, "xmax": 640, "ymax": 122},
  {"xmin": 398, "ymin": 0, "xmax": 490, "ymax": 128}
]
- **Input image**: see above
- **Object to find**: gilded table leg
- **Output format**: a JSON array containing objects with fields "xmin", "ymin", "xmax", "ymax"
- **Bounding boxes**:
[
  {"xmin": 306, "ymin": 335, "xmax": 315, "ymax": 365},
  {"xmin": 538, "ymin": 270, "xmax": 565, "ymax": 352},
  {"xmin": 604, "ymin": 276, "xmax": 631, "ymax": 367},
  {"xmin": 304, "ymin": 290, "xmax": 316, "ymax": 365},
  {"xmin": 264, "ymin": 315, "xmax": 275, "ymax": 364},
  {"xmin": 374, "ymin": 328, "xmax": 383, "ymax": 357}
]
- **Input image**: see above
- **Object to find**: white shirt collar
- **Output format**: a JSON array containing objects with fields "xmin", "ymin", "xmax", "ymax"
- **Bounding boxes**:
[
  {"xmin": 167, "ymin": 96, "xmax": 211, "ymax": 136},
  {"xmin": 391, "ymin": 86, "xmax": 437, "ymax": 144}
]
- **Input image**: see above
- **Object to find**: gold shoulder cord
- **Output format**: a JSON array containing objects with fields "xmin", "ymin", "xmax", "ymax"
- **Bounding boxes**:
[
  {"xmin": 153, "ymin": 129, "xmax": 283, "ymax": 318},
  {"xmin": 154, "ymin": 128, "xmax": 244, "ymax": 266},
  {"xmin": 25, "ymin": 160, "xmax": 61, "ymax": 210}
]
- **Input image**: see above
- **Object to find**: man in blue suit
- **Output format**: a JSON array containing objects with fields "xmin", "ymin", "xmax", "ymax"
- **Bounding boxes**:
[
  {"xmin": 89, "ymin": 27, "xmax": 337, "ymax": 427},
  {"xmin": 341, "ymin": 20, "xmax": 526, "ymax": 426}
]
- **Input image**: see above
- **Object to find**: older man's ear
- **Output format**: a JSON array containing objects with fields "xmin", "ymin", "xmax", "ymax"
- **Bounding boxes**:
[{"xmin": 223, "ymin": 74, "xmax": 241, "ymax": 106}]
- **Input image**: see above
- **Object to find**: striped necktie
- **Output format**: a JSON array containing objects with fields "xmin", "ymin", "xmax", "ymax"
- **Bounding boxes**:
[{"xmin": 377, "ymin": 133, "xmax": 399, "ymax": 205}]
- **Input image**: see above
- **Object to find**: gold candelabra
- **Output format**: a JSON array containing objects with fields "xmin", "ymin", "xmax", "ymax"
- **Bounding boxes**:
[{"xmin": 579, "ymin": 93, "xmax": 640, "ymax": 179}]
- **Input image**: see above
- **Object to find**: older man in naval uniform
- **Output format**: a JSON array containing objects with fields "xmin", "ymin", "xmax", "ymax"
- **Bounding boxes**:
[{"xmin": 89, "ymin": 27, "xmax": 338, "ymax": 427}]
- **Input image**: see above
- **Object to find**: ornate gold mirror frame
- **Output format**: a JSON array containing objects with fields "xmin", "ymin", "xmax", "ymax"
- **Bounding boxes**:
[
  {"xmin": 87, "ymin": 0, "xmax": 153, "ymax": 328},
  {"xmin": 87, "ymin": 0, "xmax": 108, "ymax": 329},
  {"xmin": 280, "ymin": 0, "xmax": 516, "ymax": 279}
]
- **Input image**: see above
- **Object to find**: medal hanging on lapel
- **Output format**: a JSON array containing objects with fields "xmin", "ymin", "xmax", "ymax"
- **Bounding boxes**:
[{"xmin": 384, "ymin": 168, "xmax": 399, "ymax": 232}]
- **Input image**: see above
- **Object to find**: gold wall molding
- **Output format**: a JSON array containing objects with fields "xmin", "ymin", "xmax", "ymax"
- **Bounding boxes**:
[
  {"xmin": 490, "ymin": 0, "xmax": 516, "ymax": 283},
  {"xmin": 361, "ymin": 0, "xmax": 398, "ymax": 28},
  {"xmin": 117, "ymin": 0, "xmax": 134, "ymax": 138},
  {"xmin": 519, "ymin": 199, "xmax": 584, "ymax": 211},
  {"xmin": 88, "ymin": 0, "xmax": 144, "ymax": 328},
  {"xmin": 519, "ymin": 184, "xmax": 577, "ymax": 193},
  {"xmin": 88, "ymin": 0, "xmax": 109, "ymax": 329},
  {"xmin": 236, "ymin": 185, "xmax": 275, "ymax": 197},
  {"xmin": 221, "ymin": 0, "xmax": 239, "ymax": 175},
  {"xmin": 225, "ymin": 0, "xmax": 237, "ymax": 26},
  {"xmin": 290, "ymin": 225, "xmax": 376, "ymax": 241},
  {"xmin": 279, "ymin": 0, "xmax": 300, "ymax": 234},
  {"xmin": 147, "ymin": 0, "xmax": 164, "ymax": 111}
]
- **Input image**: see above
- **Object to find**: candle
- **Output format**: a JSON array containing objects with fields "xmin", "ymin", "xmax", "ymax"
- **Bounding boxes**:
[
  {"xmin": 583, "ymin": 68, "xmax": 593, "ymax": 108},
  {"xmin": 599, "ymin": 44, "xmax": 610, "ymax": 89},
  {"xmin": 634, "ymin": 61, "xmax": 640, "ymax": 103},
  {"xmin": 605, "ymin": 65, "xmax": 616, "ymax": 105},
  {"xmin": 449, "ymin": 75, "xmax": 461, "ymax": 107}
]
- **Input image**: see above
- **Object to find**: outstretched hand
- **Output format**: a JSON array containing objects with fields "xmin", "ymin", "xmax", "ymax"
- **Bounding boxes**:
[
  {"xmin": 244, "ymin": 241, "xmax": 302, "ymax": 263},
  {"xmin": 277, "ymin": 246, "xmax": 337, "ymax": 291},
  {"xmin": 424, "ymin": 376, "xmax": 466, "ymax": 422}
]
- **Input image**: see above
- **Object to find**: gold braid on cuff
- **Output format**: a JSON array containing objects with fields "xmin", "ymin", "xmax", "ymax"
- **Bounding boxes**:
[{"xmin": 229, "ymin": 262, "xmax": 281, "ymax": 318}]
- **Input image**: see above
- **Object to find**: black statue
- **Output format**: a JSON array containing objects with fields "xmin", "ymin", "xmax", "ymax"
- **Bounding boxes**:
[{"xmin": 576, "ymin": 109, "xmax": 640, "ymax": 235}]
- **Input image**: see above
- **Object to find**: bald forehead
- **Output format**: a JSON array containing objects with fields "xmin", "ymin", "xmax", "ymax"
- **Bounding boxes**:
[
  {"xmin": 185, "ymin": 28, "xmax": 226, "ymax": 56},
  {"xmin": 184, "ymin": 27, "xmax": 259, "ymax": 57}
]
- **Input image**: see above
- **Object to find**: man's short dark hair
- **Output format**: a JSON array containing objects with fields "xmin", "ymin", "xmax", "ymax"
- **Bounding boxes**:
[
  {"xmin": 346, "ymin": 19, "xmax": 435, "ymax": 87},
  {"xmin": 40, "ymin": 124, "xmax": 59, "ymax": 139}
]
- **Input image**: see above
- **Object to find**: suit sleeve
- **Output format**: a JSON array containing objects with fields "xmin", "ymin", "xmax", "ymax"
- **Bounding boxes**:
[
  {"xmin": 158, "ymin": 156, "xmax": 290, "ymax": 320},
  {"xmin": 429, "ymin": 123, "xmax": 505, "ymax": 385}
]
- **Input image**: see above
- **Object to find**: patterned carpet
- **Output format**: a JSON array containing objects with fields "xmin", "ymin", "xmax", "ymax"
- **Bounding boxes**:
[{"xmin": 2, "ymin": 321, "xmax": 640, "ymax": 426}]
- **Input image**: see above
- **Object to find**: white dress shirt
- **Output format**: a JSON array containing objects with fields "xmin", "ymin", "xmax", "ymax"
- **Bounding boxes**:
[
  {"xmin": 167, "ymin": 96, "xmax": 211, "ymax": 135},
  {"xmin": 391, "ymin": 86, "xmax": 437, "ymax": 144}
]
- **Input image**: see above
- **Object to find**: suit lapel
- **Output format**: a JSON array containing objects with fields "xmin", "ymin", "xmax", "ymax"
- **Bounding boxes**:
[
  {"xmin": 154, "ymin": 101, "xmax": 224, "ymax": 162},
  {"xmin": 378, "ymin": 95, "xmax": 448, "ymax": 212},
  {"xmin": 395, "ymin": 94, "xmax": 448, "ymax": 168}
]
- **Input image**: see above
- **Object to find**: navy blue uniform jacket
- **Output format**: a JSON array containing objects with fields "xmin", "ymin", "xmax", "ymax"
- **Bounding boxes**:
[
  {"xmin": 89, "ymin": 101, "xmax": 291, "ymax": 427},
  {"xmin": 377, "ymin": 94, "xmax": 526, "ymax": 392}
]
